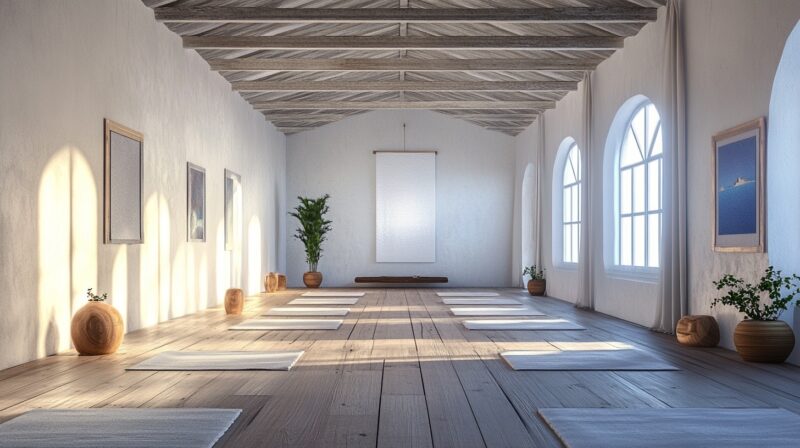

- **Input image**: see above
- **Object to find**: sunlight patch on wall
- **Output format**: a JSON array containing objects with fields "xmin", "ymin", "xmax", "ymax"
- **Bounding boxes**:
[{"xmin": 248, "ymin": 216, "xmax": 262, "ymax": 295}]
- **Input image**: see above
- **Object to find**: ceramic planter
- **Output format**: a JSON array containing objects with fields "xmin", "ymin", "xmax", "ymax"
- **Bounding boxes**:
[{"xmin": 733, "ymin": 319, "xmax": 795, "ymax": 363}]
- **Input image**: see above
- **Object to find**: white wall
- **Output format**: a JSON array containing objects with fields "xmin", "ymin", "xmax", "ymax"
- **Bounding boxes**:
[
  {"xmin": 514, "ymin": 1, "xmax": 800, "ymax": 354},
  {"xmin": 0, "ymin": 0, "xmax": 286, "ymax": 370},
  {"xmin": 286, "ymin": 110, "xmax": 515, "ymax": 287}
]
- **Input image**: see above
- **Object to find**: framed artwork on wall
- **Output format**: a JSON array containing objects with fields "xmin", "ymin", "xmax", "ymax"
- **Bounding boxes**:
[
  {"xmin": 224, "ymin": 169, "xmax": 242, "ymax": 251},
  {"xmin": 104, "ymin": 119, "xmax": 143, "ymax": 244},
  {"xmin": 712, "ymin": 118, "xmax": 766, "ymax": 252},
  {"xmin": 187, "ymin": 162, "xmax": 206, "ymax": 242}
]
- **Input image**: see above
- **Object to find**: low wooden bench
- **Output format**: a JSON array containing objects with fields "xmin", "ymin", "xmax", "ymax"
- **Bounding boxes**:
[{"xmin": 354, "ymin": 276, "xmax": 449, "ymax": 284}]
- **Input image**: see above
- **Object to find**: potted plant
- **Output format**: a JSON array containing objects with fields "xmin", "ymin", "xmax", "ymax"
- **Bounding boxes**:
[
  {"xmin": 290, "ymin": 194, "xmax": 332, "ymax": 288},
  {"xmin": 712, "ymin": 266, "xmax": 800, "ymax": 363},
  {"xmin": 523, "ymin": 265, "xmax": 546, "ymax": 296},
  {"xmin": 70, "ymin": 288, "xmax": 124, "ymax": 355}
]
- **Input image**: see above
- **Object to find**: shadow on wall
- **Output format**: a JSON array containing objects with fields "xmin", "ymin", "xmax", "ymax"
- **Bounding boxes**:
[{"xmin": 767, "ymin": 20, "xmax": 800, "ymax": 365}]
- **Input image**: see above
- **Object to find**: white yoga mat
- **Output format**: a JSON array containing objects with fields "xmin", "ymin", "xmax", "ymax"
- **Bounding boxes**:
[
  {"xmin": 501, "ymin": 349, "xmax": 678, "ymax": 371},
  {"xmin": 230, "ymin": 319, "xmax": 343, "ymax": 331},
  {"xmin": 301, "ymin": 291, "xmax": 365, "ymax": 297},
  {"xmin": 264, "ymin": 307, "xmax": 349, "ymax": 316},
  {"xmin": 436, "ymin": 292, "xmax": 499, "ymax": 297},
  {"xmin": 127, "ymin": 351, "xmax": 304, "ymax": 371},
  {"xmin": 463, "ymin": 319, "xmax": 584, "ymax": 331},
  {"xmin": 0, "ymin": 408, "xmax": 240, "ymax": 448},
  {"xmin": 450, "ymin": 307, "xmax": 544, "ymax": 316},
  {"xmin": 443, "ymin": 298, "xmax": 521, "ymax": 305},
  {"xmin": 289, "ymin": 298, "xmax": 359, "ymax": 305},
  {"xmin": 538, "ymin": 408, "xmax": 800, "ymax": 448}
]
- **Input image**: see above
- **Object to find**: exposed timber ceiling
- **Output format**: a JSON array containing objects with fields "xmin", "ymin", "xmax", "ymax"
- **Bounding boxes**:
[{"xmin": 143, "ymin": 0, "xmax": 664, "ymax": 136}]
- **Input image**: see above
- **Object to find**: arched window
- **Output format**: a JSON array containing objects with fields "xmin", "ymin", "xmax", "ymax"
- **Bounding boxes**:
[
  {"xmin": 562, "ymin": 143, "xmax": 581, "ymax": 264},
  {"xmin": 616, "ymin": 101, "xmax": 662, "ymax": 268}
]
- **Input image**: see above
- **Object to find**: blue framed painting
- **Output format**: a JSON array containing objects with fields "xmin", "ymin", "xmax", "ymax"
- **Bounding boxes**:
[{"xmin": 713, "ymin": 118, "xmax": 766, "ymax": 252}]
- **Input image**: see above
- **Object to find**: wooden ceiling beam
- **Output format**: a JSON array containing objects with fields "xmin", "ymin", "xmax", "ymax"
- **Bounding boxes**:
[
  {"xmin": 232, "ymin": 80, "xmax": 577, "ymax": 92},
  {"xmin": 156, "ymin": 7, "xmax": 657, "ymax": 23},
  {"xmin": 252, "ymin": 100, "xmax": 555, "ymax": 110},
  {"xmin": 183, "ymin": 35, "xmax": 624, "ymax": 51},
  {"xmin": 208, "ymin": 57, "xmax": 602, "ymax": 72}
]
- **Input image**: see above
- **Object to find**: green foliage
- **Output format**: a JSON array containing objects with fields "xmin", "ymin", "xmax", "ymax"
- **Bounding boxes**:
[
  {"xmin": 86, "ymin": 288, "xmax": 107, "ymax": 302},
  {"xmin": 289, "ymin": 194, "xmax": 332, "ymax": 272},
  {"xmin": 523, "ymin": 265, "xmax": 545, "ymax": 281},
  {"xmin": 712, "ymin": 266, "xmax": 800, "ymax": 321}
]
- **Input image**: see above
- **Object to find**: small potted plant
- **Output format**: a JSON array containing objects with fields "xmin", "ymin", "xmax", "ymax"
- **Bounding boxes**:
[
  {"xmin": 290, "ymin": 194, "xmax": 332, "ymax": 288},
  {"xmin": 70, "ymin": 288, "xmax": 124, "ymax": 355},
  {"xmin": 712, "ymin": 266, "xmax": 800, "ymax": 363},
  {"xmin": 523, "ymin": 265, "xmax": 546, "ymax": 296}
]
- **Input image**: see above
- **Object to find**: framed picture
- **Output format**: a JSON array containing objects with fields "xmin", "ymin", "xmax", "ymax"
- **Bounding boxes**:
[
  {"xmin": 712, "ymin": 118, "xmax": 766, "ymax": 252},
  {"xmin": 224, "ymin": 169, "xmax": 242, "ymax": 251},
  {"xmin": 187, "ymin": 162, "xmax": 206, "ymax": 242},
  {"xmin": 104, "ymin": 119, "xmax": 143, "ymax": 244}
]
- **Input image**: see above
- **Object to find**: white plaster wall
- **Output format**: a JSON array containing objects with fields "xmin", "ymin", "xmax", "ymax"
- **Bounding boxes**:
[
  {"xmin": 0, "ymin": 0, "xmax": 286, "ymax": 370},
  {"xmin": 511, "ymin": 125, "xmax": 540, "ymax": 287},
  {"xmin": 286, "ymin": 110, "xmax": 514, "ymax": 287}
]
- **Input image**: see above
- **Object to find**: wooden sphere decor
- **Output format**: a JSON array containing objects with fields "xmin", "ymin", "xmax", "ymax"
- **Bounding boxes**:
[
  {"xmin": 224, "ymin": 288, "xmax": 244, "ymax": 315},
  {"xmin": 265, "ymin": 272, "xmax": 279, "ymax": 293},
  {"xmin": 303, "ymin": 271, "xmax": 323, "ymax": 289},
  {"xmin": 527, "ymin": 279, "xmax": 546, "ymax": 296},
  {"xmin": 70, "ymin": 302, "xmax": 124, "ymax": 356},
  {"xmin": 733, "ymin": 320, "xmax": 795, "ymax": 363},
  {"xmin": 278, "ymin": 274, "xmax": 287, "ymax": 291},
  {"xmin": 676, "ymin": 315, "xmax": 720, "ymax": 347}
]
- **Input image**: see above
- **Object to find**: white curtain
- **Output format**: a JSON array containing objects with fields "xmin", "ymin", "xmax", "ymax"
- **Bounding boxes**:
[
  {"xmin": 654, "ymin": 0, "xmax": 688, "ymax": 333},
  {"xmin": 576, "ymin": 72, "xmax": 594, "ymax": 309}
]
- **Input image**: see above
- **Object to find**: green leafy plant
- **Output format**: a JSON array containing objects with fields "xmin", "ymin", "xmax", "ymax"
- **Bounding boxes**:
[
  {"xmin": 712, "ymin": 266, "xmax": 800, "ymax": 321},
  {"xmin": 86, "ymin": 288, "xmax": 107, "ymax": 302},
  {"xmin": 523, "ymin": 265, "xmax": 545, "ymax": 281},
  {"xmin": 290, "ymin": 195, "xmax": 332, "ymax": 272}
]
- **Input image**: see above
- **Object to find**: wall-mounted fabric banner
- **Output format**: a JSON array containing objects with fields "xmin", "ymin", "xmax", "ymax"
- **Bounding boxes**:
[{"xmin": 375, "ymin": 151, "xmax": 436, "ymax": 262}]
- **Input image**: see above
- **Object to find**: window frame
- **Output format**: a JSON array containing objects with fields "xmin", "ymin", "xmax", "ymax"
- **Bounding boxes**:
[
  {"xmin": 552, "ymin": 138, "xmax": 581, "ymax": 270},
  {"xmin": 562, "ymin": 143, "xmax": 581, "ymax": 265}
]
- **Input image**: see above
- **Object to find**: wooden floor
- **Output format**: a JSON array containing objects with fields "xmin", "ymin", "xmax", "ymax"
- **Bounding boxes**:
[{"xmin": 2, "ymin": 289, "xmax": 800, "ymax": 447}]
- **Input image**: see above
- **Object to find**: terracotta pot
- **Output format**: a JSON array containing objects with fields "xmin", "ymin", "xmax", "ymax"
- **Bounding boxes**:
[
  {"xmin": 70, "ymin": 301, "xmax": 124, "ymax": 356},
  {"xmin": 265, "ymin": 272, "xmax": 279, "ymax": 293},
  {"xmin": 224, "ymin": 288, "xmax": 244, "ymax": 315},
  {"xmin": 278, "ymin": 274, "xmax": 287, "ymax": 291},
  {"xmin": 527, "ymin": 279, "xmax": 546, "ymax": 296},
  {"xmin": 733, "ymin": 319, "xmax": 795, "ymax": 363},
  {"xmin": 676, "ymin": 315, "xmax": 720, "ymax": 347},
  {"xmin": 303, "ymin": 271, "xmax": 323, "ymax": 288}
]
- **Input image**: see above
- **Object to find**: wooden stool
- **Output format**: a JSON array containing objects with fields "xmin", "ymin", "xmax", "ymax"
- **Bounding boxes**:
[
  {"xmin": 264, "ymin": 272, "xmax": 279, "ymax": 293},
  {"xmin": 676, "ymin": 315, "xmax": 720, "ymax": 347},
  {"xmin": 224, "ymin": 288, "xmax": 244, "ymax": 315},
  {"xmin": 278, "ymin": 274, "xmax": 287, "ymax": 291}
]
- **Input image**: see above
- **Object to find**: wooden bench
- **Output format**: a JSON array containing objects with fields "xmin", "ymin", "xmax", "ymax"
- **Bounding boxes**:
[{"xmin": 354, "ymin": 276, "xmax": 449, "ymax": 284}]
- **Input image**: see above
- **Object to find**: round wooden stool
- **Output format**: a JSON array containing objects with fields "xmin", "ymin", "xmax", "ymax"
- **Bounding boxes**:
[{"xmin": 676, "ymin": 315, "xmax": 720, "ymax": 347}]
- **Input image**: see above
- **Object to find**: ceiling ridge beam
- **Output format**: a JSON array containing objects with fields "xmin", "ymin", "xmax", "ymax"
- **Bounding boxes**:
[
  {"xmin": 232, "ymin": 80, "xmax": 577, "ymax": 92},
  {"xmin": 156, "ymin": 7, "xmax": 657, "ymax": 23},
  {"xmin": 208, "ymin": 57, "xmax": 603, "ymax": 72},
  {"xmin": 252, "ymin": 100, "xmax": 555, "ymax": 110},
  {"xmin": 183, "ymin": 35, "xmax": 624, "ymax": 51}
]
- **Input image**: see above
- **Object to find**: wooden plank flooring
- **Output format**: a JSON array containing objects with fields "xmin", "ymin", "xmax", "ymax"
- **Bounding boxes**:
[{"xmin": 2, "ymin": 288, "xmax": 800, "ymax": 447}]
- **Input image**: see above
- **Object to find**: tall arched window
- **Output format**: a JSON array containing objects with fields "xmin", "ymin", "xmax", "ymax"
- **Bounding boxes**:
[
  {"xmin": 617, "ymin": 101, "xmax": 662, "ymax": 268},
  {"xmin": 562, "ymin": 143, "xmax": 581, "ymax": 264}
]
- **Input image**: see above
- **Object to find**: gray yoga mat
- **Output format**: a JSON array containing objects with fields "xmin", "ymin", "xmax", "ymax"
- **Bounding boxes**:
[
  {"xmin": 263, "ymin": 307, "xmax": 349, "ymax": 316},
  {"xmin": 463, "ymin": 318, "xmax": 584, "ymax": 331},
  {"xmin": 501, "ymin": 349, "xmax": 678, "ymax": 371},
  {"xmin": 127, "ymin": 351, "xmax": 304, "ymax": 371},
  {"xmin": 229, "ymin": 318, "xmax": 343, "ymax": 330},
  {"xmin": 538, "ymin": 408, "xmax": 800, "ymax": 448},
  {"xmin": 301, "ymin": 291, "xmax": 365, "ymax": 297},
  {"xmin": 450, "ymin": 307, "xmax": 545, "ymax": 316},
  {"xmin": 436, "ymin": 292, "xmax": 499, "ymax": 297},
  {"xmin": 289, "ymin": 298, "xmax": 359, "ymax": 305},
  {"xmin": 442, "ymin": 298, "xmax": 521, "ymax": 305},
  {"xmin": 0, "ymin": 408, "xmax": 241, "ymax": 448}
]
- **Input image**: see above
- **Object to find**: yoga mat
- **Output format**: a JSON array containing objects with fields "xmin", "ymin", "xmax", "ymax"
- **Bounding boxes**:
[
  {"xmin": 538, "ymin": 408, "xmax": 800, "ymax": 448},
  {"xmin": 264, "ymin": 307, "xmax": 349, "ymax": 316},
  {"xmin": 229, "ymin": 319, "xmax": 343, "ymax": 331},
  {"xmin": 301, "ymin": 291, "xmax": 365, "ymax": 297},
  {"xmin": 501, "ymin": 349, "xmax": 678, "ymax": 371},
  {"xmin": 436, "ymin": 292, "xmax": 499, "ymax": 297},
  {"xmin": 289, "ymin": 298, "xmax": 359, "ymax": 305},
  {"xmin": 450, "ymin": 307, "xmax": 545, "ymax": 317},
  {"xmin": 463, "ymin": 319, "xmax": 584, "ymax": 331},
  {"xmin": 443, "ymin": 298, "xmax": 521, "ymax": 305},
  {"xmin": 127, "ymin": 351, "xmax": 304, "ymax": 371},
  {"xmin": 0, "ymin": 408, "xmax": 240, "ymax": 448}
]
